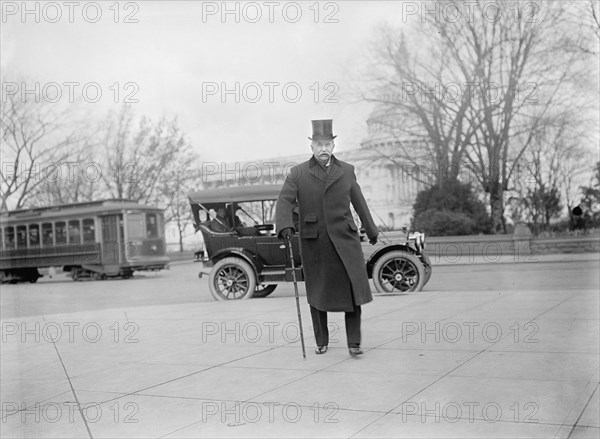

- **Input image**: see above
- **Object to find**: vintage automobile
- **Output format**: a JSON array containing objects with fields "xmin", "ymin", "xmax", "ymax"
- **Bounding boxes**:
[{"xmin": 189, "ymin": 184, "xmax": 432, "ymax": 300}]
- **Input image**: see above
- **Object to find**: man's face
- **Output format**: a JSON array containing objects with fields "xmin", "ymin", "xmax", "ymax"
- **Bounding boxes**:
[
  {"xmin": 216, "ymin": 208, "xmax": 226, "ymax": 219},
  {"xmin": 311, "ymin": 140, "xmax": 335, "ymax": 163}
]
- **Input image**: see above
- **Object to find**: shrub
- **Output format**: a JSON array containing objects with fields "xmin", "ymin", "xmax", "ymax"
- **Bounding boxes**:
[
  {"xmin": 412, "ymin": 209, "xmax": 478, "ymax": 236},
  {"xmin": 411, "ymin": 181, "xmax": 492, "ymax": 235}
]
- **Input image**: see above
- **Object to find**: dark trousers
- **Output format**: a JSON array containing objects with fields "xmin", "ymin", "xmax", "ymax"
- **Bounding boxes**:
[{"xmin": 310, "ymin": 305, "xmax": 362, "ymax": 348}]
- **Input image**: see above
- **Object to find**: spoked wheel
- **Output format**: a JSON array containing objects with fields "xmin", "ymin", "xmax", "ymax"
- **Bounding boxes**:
[
  {"xmin": 372, "ymin": 251, "xmax": 425, "ymax": 293},
  {"xmin": 252, "ymin": 284, "xmax": 277, "ymax": 298},
  {"xmin": 208, "ymin": 257, "xmax": 256, "ymax": 301}
]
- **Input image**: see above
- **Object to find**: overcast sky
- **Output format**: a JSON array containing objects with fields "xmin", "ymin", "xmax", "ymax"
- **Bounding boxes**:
[{"xmin": 1, "ymin": 1, "xmax": 414, "ymax": 162}]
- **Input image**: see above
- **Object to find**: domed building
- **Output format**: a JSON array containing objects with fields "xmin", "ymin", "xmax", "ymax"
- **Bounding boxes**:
[{"xmin": 356, "ymin": 110, "xmax": 432, "ymax": 229}]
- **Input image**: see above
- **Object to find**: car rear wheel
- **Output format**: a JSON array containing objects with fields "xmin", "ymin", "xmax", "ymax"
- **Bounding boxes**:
[
  {"xmin": 372, "ymin": 251, "xmax": 425, "ymax": 293},
  {"xmin": 252, "ymin": 284, "xmax": 277, "ymax": 298},
  {"xmin": 209, "ymin": 257, "xmax": 257, "ymax": 301}
]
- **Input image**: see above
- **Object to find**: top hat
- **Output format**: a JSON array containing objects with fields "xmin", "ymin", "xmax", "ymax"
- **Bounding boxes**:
[{"xmin": 308, "ymin": 119, "xmax": 337, "ymax": 141}]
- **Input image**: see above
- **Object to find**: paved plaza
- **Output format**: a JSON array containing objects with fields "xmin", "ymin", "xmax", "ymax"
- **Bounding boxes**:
[{"xmin": 1, "ymin": 254, "xmax": 599, "ymax": 438}]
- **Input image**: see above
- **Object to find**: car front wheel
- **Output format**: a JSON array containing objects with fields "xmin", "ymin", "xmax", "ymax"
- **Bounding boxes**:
[
  {"xmin": 209, "ymin": 257, "xmax": 257, "ymax": 301},
  {"xmin": 372, "ymin": 251, "xmax": 425, "ymax": 293}
]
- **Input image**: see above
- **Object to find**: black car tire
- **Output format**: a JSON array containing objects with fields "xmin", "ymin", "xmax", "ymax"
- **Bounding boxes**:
[
  {"xmin": 209, "ymin": 257, "xmax": 257, "ymax": 301},
  {"xmin": 372, "ymin": 251, "xmax": 425, "ymax": 293}
]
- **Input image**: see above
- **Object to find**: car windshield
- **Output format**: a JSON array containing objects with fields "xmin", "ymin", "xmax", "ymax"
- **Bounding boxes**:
[
  {"xmin": 189, "ymin": 184, "xmax": 282, "ymax": 228},
  {"xmin": 194, "ymin": 200, "xmax": 276, "ymax": 225}
]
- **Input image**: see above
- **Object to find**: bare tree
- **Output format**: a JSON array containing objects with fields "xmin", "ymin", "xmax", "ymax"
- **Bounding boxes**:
[
  {"xmin": 0, "ymin": 92, "xmax": 88, "ymax": 211},
  {"xmin": 364, "ymin": 1, "xmax": 596, "ymax": 232},
  {"xmin": 533, "ymin": 113, "xmax": 595, "ymax": 227},
  {"xmin": 96, "ymin": 105, "xmax": 202, "ymax": 251},
  {"xmin": 29, "ymin": 139, "xmax": 103, "ymax": 206},
  {"xmin": 160, "ymin": 150, "xmax": 201, "ymax": 252},
  {"xmin": 512, "ymin": 116, "xmax": 566, "ymax": 233},
  {"xmin": 362, "ymin": 22, "xmax": 480, "ymax": 186},
  {"xmin": 440, "ymin": 1, "xmax": 595, "ymax": 232},
  {"xmin": 98, "ymin": 104, "xmax": 134, "ymax": 200},
  {"xmin": 561, "ymin": 0, "xmax": 600, "ymax": 54},
  {"xmin": 98, "ymin": 105, "xmax": 192, "ymax": 205}
]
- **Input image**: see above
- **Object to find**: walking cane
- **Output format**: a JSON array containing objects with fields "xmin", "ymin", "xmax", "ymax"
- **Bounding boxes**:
[{"xmin": 284, "ymin": 235, "xmax": 306, "ymax": 359}]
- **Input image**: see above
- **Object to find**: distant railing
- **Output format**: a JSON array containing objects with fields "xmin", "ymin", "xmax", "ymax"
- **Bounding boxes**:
[
  {"xmin": 166, "ymin": 230, "xmax": 599, "ymax": 260},
  {"xmin": 422, "ymin": 233, "xmax": 599, "ymax": 258}
]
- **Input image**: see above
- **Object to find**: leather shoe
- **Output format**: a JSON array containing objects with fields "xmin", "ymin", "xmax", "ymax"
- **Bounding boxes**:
[
  {"xmin": 348, "ymin": 347, "xmax": 363, "ymax": 356},
  {"xmin": 315, "ymin": 346, "xmax": 328, "ymax": 355}
]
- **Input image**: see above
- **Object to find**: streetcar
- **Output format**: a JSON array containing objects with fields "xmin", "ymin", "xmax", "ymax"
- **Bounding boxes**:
[
  {"xmin": 0, "ymin": 199, "xmax": 170, "ymax": 283},
  {"xmin": 189, "ymin": 184, "xmax": 432, "ymax": 300}
]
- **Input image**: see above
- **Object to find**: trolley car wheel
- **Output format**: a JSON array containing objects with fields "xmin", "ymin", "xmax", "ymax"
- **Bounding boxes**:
[
  {"xmin": 208, "ymin": 257, "xmax": 256, "ymax": 301},
  {"xmin": 252, "ymin": 284, "xmax": 277, "ymax": 298},
  {"xmin": 372, "ymin": 251, "xmax": 425, "ymax": 293},
  {"xmin": 25, "ymin": 269, "xmax": 40, "ymax": 283}
]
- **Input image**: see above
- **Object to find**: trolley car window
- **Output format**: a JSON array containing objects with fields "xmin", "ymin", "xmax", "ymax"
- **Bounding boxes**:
[
  {"xmin": 16, "ymin": 225, "xmax": 27, "ymax": 248},
  {"xmin": 68, "ymin": 220, "xmax": 81, "ymax": 244},
  {"xmin": 29, "ymin": 224, "xmax": 40, "ymax": 247},
  {"xmin": 127, "ymin": 213, "xmax": 144, "ymax": 239},
  {"xmin": 55, "ymin": 222, "xmax": 67, "ymax": 244},
  {"xmin": 42, "ymin": 223, "xmax": 54, "ymax": 245},
  {"xmin": 82, "ymin": 218, "xmax": 95, "ymax": 243},
  {"xmin": 4, "ymin": 227, "xmax": 15, "ymax": 249},
  {"xmin": 146, "ymin": 213, "xmax": 158, "ymax": 238}
]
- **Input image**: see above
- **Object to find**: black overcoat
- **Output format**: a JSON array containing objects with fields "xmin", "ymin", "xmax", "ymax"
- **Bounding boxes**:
[{"xmin": 276, "ymin": 156, "xmax": 379, "ymax": 312}]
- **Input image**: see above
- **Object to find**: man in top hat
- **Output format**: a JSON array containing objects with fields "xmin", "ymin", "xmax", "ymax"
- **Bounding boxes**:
[{"xmin": 276, "ymin": 119, "xmax": 379, "ymax": 356}]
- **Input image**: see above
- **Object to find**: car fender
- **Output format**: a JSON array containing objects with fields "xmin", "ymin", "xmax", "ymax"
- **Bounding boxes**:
[
  {"xmin": 365, "ymin": 244, "xmax": 417, "ymax": 278},
  {"xmin": 211, "ymin": 248, "xmax": 262, "ymax": 279}
]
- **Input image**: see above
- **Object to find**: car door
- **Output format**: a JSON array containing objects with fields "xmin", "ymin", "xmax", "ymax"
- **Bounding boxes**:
[{"xmin": 256, "ymin": 234, "xmax": 301, "ymax": 267}]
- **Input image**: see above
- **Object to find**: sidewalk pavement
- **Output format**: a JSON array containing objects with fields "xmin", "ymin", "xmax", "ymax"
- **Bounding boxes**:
[{"xmin": 1, "ymin": 266, "xmax": 599, "ymax": 438}]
